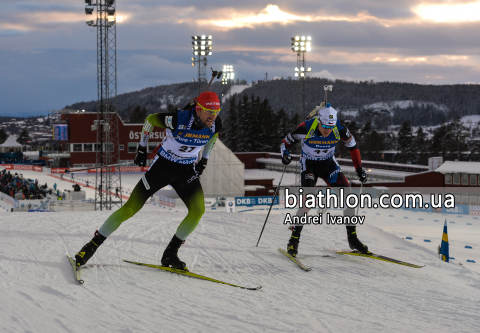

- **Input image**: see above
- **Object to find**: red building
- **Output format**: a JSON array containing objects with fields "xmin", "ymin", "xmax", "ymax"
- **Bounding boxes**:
[{"xmin": 52, "ymin": 111, "xmax": 165, "ymax": 167}]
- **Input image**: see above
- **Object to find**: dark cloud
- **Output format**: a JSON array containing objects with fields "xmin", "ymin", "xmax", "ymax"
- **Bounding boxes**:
[{"xmin": 1, "ymin": 0, "xmax": 479, "ymax": 115}]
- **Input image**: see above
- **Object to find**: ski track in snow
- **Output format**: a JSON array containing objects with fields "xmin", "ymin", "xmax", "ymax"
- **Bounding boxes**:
[{"xmin": 1, "ymin": 171, "xmax": 480, "ymax": 332}]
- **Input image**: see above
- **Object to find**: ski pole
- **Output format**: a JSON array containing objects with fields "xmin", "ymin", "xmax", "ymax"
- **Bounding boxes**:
[
  {"xmin": 256, "ymin": 166, "xmax": 287, "ymax": 247},
  {"xmin": 356, "ymin": 182, "xmax": 363, "ymax": 216}
]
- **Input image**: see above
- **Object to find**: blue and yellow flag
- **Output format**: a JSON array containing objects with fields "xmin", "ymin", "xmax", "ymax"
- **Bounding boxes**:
[{"xmin": 440, "ymin": 219, "xmax": 449, "ymax": 262}]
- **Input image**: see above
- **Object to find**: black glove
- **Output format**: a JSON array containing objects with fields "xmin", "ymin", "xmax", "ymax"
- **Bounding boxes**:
[
  {"xmin": 134, "ymin": 145, "xmax": 147, "ymax": 167},
  {"xmin": 195, "ymin": 157, "xmax": 208, "ymax": 176},
  {"xmin": 356, "ymin": 167, "xmax": 368, "ymax": 183},
  {"xmin": 282, "ymin": 150, "xmax": 292, "ymax": 165}
]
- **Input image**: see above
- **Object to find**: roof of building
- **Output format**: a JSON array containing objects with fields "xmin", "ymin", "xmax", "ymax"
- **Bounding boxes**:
[
  {"xmin": 435, "ymin": 161, "xmax": 480, "ymax": 174},
  {"xmin": 0, "ymin": 136, "xmax": 22, "ymax": 147}
]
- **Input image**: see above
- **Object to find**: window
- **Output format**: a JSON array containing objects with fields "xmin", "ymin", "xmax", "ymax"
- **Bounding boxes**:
[
  {"xmin": 462, "ymin": 196, "xmax": 469, "ymax": 205},
  {"xmin": 108, "ymin": 143, "xmax": 114, "ymax": 152},
  {"xmin": 454, "ymin": 194, "xmax": 461, "ymax": 205},
  {"xmin": 119, "ymin": 144, "xmax": 124, "ymax": 151},
  {"xmin": 128, "ymin": 143, "xmax": 138, "ymax": 153},
  {"xmin": 453, "ymin": 174, "xmax": 460, "ymax": 185},
  {"xmin": 84, "ymin": 144, "xmax": 93, "ymax": 152},
  {"xmin": 94, "ymin": 144, "xmax": 102, "ymax": 152},
  {"xmin": 471, "ymin": 175, "xmax": 478, "ymax": 186},
  {"xmin": 148, "ymin": 142, "xmax": 158, "ymax": 152},
  {"xmin": 445, "ymin": 174, "xmax": 452, "ymax": 184},
  {"xmin": 73, "ymin": 144, "xmax": 82, "ymax": 152},
  {"xmin": 470, "ymin": 196, "xmax": 477, "ymax": 205},
  {"xmin": 461, "ymin": 174, "xmax": 468, "ymax": 185}
]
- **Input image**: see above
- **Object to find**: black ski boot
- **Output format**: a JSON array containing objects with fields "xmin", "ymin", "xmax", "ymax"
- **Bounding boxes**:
[
  {"xmin": 346, "ymin": 226, "xmax": 369, "ymax": 253},
  {"xmin": 287, "ymin": 226, "xmax": 303, "ymax": 257},
  {"xmin": 161, "ymin": 235, "xmax": 187, "ymax": 270},
  {"xmin": 75, "ymin": 230, "xmax": 106, "ymax": 266}
]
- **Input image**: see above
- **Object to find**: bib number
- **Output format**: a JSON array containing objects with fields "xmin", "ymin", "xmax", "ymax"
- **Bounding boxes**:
[{"xmin": 179, "ymin": 146, "xmax": 195, "ymax": 153}]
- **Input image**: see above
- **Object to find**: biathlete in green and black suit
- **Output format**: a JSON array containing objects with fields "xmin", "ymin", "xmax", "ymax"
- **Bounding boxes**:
[{"xmin": 75, "ymin": 91, "xmax": 222, "ymax": 270}]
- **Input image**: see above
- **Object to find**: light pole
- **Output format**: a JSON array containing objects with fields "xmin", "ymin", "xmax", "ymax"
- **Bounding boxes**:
[
  {"xmin": 84, "ymin": 0, "xmax": 122, "ymax": 210},
  {"xmin": 291, "ymin": 36, "xmax": 312, "ymax": 119},
  {"xmin": 191, "ymin": 35, "xmax": 213, "ymax": 94}
]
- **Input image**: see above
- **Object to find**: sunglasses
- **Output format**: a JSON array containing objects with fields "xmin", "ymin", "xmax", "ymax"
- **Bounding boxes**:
[
  {"xmin": 321, "ymin": 124, "xmax": 335, "ymax": 129},
  {"xmin": 197, "ymin": 102, "xmax": 221, "ymax": 116}
]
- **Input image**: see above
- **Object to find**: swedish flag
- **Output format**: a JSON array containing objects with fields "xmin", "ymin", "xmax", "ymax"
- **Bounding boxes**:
[{"xmin": 440, "ymin": 219, "xmax": 449, "ymax": 262}]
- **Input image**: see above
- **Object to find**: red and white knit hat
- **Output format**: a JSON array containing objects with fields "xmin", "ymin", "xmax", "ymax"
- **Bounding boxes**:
[{"xmin": 196, "ymin": 92, "xmax": 220, "ymax": 110}]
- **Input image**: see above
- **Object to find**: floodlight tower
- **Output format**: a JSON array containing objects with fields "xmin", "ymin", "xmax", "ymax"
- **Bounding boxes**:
[
  {"xmin": 84, "ymin": 0, "xmax": 122, "ymax": 211},
  {"xmin": 191, "ymin": 35, "xmax": 213, "ymax": 94},
  {"xmin": 222, "ymin": 65, "xmax": 234, "ymax": 86},
  {"xmin": 291, "ymin": 36, "xmax": 312, "ymax": 119}
]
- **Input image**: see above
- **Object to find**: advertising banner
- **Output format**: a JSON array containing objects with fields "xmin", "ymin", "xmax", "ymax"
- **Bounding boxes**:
[
  {"xmin": 226, "ymin": 199, "xmax": 235, "ymax": 213},
  {"xmin": 0, "ymin": 164, "xmax": 13, "ymax": 170},
  {"xmin": 52, "ymin": 168, "xmax": 69, "ymax": 174},
  {"xmin": 432, "ymin": 205, "xmax": 470, "ymax": 215},
  {"xmin": 0, "ymin": 192, "xmax": 19, "ymax": 208},
  {"xmin": 235, "ymin": 196, "xmax": 279, "ymax": 207},
  {"xmin": 157, "ymin": 196, "xmax": 176, "ymax": 208},
  {"xmin": 470, "ymin": 206, "xmax": 480, "ymax": 216},
  {"xmin": 13, "ymin": 165, "xmax": 33, "ymax": 171}
]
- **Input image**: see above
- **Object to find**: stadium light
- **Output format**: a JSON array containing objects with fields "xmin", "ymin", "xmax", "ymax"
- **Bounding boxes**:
[
  {"xmin": 191, "ymin": 35, "xmax": 212, "ymax": 56},
  {"xmin": 291, "ymin": 35, "xmax": 312, "ymax": 119},
  {"xmin": 85, "ymin": 7, "xmax": 93, "ymax": 15},
  {"xmin": 191, "ymin": 35, "xmax": 213, "ymax": 93},
  {"xmin": 222, "ymin": 65, "xmax": 234, "ymax": 85}
]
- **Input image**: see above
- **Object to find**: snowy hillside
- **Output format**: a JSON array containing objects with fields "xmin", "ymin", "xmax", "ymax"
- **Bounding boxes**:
[
  {"xmin": 1, "ymin": 198, "xmax": 480, "ymax": 331},
  {"xmin": 338, "ymin": 100, "xmax": 450, "ymax": 120},
  {"xmin": 363, "ymin": 100, "xmax": 448, "ymax": 116},
  {"xmin": 222, "ymin": 84, "xmax": 251, "ymax": 103}
]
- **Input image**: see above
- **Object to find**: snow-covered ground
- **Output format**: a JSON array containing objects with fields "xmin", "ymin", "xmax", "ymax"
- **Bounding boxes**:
[{"xmin": 1, "ymin": 170, "xmax": 480, "ymax": 332}]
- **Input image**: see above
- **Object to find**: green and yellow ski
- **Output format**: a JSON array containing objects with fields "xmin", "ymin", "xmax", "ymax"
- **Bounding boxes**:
[
  {"xmin": 333, "ymin": 251, "xmax": 424, "ymax": 268},
  {"xmin": 67, "ymin": 255, "xmax": 84, "ymax": 284},
  {"xmin": 123, "ymin": 259, "xmax": 262, "ymax": 290},
  {"xmin": 279, "ymin": 248, "xmax": 312, "ymax": 271}
]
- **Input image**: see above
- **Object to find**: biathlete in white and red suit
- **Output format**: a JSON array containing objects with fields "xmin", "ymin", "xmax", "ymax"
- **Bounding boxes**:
[{"xmin": 280, "ymin": 103, "xmax": 369, "ymax": 257}]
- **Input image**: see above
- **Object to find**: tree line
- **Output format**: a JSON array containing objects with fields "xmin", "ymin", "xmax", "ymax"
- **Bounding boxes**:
[{"xmin": 221, "ymin": 93, "xmax": 480, "ymax": 163}]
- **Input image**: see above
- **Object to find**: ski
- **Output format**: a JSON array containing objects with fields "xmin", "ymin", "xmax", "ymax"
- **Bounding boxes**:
[
  {"xmin": 333, "ymin": 251, "xmax": 424, "ymax": 268},
  {"xmin": 279, "ymin": 247, "xmax": 312, "ymax": 271},
  {"xmin": 123, "ymin": 259, "xmax": 262, "ymax": 291},
  {"xmin": 67, "ymin": 255, "xmax": 84, "ymax": 284}
]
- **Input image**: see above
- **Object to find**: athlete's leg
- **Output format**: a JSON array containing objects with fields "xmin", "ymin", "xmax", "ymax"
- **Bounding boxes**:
[
  {"xmin": 99, "ymin": 161, "xmax": 170, "ymax": 237},
  {"xmin": 161, "ymin": 171, "xmax": 205, "ymax": 269},
  {"xmin": 170, "ymin": 173, "xmax": 205, "ymax": 240},
  {"xmin": 287, "ymin": 159, "xmax": 317, "ymax": 256},
  {"xmin": 75, "ymin": 157, "xmax": 171, "ymax": 266},
  {"xmin": 329, "ymin": 171, "xmax": 369, "ymax": 253}
]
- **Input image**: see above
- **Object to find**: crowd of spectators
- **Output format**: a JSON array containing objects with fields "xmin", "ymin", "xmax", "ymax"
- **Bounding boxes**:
[
  {"xmin": 0, "ymin": 169, "xmax": 48, "ymax": 200},
  {"xmin": 0, "ymin": 156, "xmax": 25, "ymax": 164}
]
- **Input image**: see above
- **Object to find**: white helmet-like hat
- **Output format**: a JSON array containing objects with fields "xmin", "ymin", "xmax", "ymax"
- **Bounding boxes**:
[{"xmin": 318, "ymin": 103, "xmax": 337, "ymax": 127}]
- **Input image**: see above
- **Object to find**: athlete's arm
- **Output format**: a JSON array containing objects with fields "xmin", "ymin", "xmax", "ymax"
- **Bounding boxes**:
[
  {"xmin": 139, "ymin": 112, "xmax": 178, "ymax": 147},
  {"xmin": 201, "ymin": 117, "xmax": 222, "ymax": 159},
  {"xmin": 339, "ymin": 122, "xmax": 362, "ymax": 169},
  {"xmin": 280, "ymin": 122, "xmax": 308, "ymax": 153}
]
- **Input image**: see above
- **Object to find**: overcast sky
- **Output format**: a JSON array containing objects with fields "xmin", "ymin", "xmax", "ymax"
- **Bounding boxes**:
[{"xmin": 1, "ymin": 0, "xmax": 479, "ymax": 116}]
